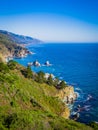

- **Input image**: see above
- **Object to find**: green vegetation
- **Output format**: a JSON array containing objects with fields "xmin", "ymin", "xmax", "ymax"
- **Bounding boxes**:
[
  {"xmin": 0, "ymin": 61, "xmax": 95, "ymax": 130},
  {"xmin": 34, "ymin": 71, "xmax": 68, "ymax": 89},
  {"xmin": 59, "ymin": 80, "xmax": 67, "ymax": 89},
  {"xmin": 7, "ymin": 60, "xmax": 18, "ymax": 70},
  {"xmin": 36, "ymin": 71, "xmax": 46, "ymax": 83},
  {"xmin": 0, "ymin": 62, "xmax": 9, "ymax": 73},
  {"xmin": 47, "ymin": 74, "xmax": 54, "ymax": 86},
  {"xmin": 21, "ymin": 65, "xmax": 33, "ymax": 79},
  {"xmin": 89, "ymin": 122, "xmax": 98, "ymax": 130}
]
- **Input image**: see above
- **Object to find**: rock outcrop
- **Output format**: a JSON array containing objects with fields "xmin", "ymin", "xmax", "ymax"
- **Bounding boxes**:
[
  {"xmin": 61, "ymin": 106, "xmax": 70, "ymax": 119},
  {"xmin": 56, "ymin": 86, "xmax": 77, "ymax": 104},
  {"xmin": 56, "ymin": 86, "xmax": 77, "ymax": 119}
]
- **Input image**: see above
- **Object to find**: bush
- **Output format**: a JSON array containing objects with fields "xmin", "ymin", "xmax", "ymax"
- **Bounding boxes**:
[
  {"xmin": 36, "ymin": 71, "xmax": 46, "ymax": 83},
  {"xmin": 47, "ymin": 75, "xmax": 54, "ymax": 86},
  {"xmin": 3, "ymin": 113, "xmax": 18, "ymax": 129},
  {"xmin": 57, "ymin": 80, "xmax": 67, "ymax": 89},
  {"xmin": 7, "ymin": 60, "xmax": 18, "ymax": 70},
  {"xmin": 0, "ymin": 62, "xmax": 9, "ymax": 73},
  {"xmin": 21, "ymin": 66, "xmax": 33, "ymax": 79},
  {"xmin": 89, "ymin": 122, "xmax": 98, "ymax": 130},
  {"xmin": 26, "ymin": 66, "xmax": 33, "ymax": 78}
]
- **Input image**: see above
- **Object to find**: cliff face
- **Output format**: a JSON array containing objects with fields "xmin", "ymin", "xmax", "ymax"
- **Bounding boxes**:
[
  {"xmin": 0, "ymin": 32, "xmax": 31, "ymax": 61},
  {"xmin": 56, "ymin": 86, "xmax": 77, "ymax": 104},
  {"xmin": 56, "ymin": 86, "xmax": 77, "ymax": 119},
  {"xmin": 61, "ymin": 106, "xmax": 70, "ymax": 119},
  {"xmin": 0, "ymin": 30, "xmax": 42, "ymax": 62}
]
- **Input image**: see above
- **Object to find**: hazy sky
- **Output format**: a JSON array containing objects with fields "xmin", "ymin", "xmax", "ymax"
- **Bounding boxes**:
[{"xmin": 0, "ymin": 0, "xmax": 98, "ymax": 42}]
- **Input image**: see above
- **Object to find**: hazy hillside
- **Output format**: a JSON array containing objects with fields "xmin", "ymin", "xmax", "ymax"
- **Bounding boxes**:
[
  {"xmin": 0, "ymin": 30, "xmax": 42, "ymax": 45},
  {"xmin": 0, "ymin": 32, "xmax": 29, "ymax": 61}
]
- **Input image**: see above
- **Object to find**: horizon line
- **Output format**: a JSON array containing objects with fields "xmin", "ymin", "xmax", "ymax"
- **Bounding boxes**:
[{"xmin": 0, "ymin": 29, "xmax": 98, "ymax": 44}]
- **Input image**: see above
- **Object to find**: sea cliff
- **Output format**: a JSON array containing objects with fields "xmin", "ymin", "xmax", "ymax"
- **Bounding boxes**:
[
  {"xmin": 56, "ymin": 86, "xmax": 77, "ymax": 104},
  {"xmin": 56, "ymin": 86, "xmax": 77, "ymax": 119}
]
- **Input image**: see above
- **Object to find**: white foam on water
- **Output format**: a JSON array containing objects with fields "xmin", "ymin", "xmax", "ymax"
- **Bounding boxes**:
[
  {"xmin": 75, "ymin": 92, "xmax": 80, "ymax": 98},
  {"xmin": 75, "ymin": 87, "xmax": 81, "ymax": 91},
  {"xmin": 84, "ymin": 94, "xmax": 93, "ymax": 102},
  {"xmin": 71, "ymin": 111, "xmax": 77, "ymax": 115}
]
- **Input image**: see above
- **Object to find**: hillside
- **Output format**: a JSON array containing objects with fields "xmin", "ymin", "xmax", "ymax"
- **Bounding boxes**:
[
  {"xmin": 0, "ymin": 30, "xmax": 42, "ymax": 45},
  {"xmin": 0, "ymin": 32, "xmax": 34, "ymax": 61},
  {"xmin": 0, "ymin": 61, "xmax": 94, "ymax": 130}
]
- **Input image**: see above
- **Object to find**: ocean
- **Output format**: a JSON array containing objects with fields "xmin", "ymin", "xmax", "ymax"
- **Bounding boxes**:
[{"xmin": 15, "ymin": 43, "xmax": 98, "ymax": 123}]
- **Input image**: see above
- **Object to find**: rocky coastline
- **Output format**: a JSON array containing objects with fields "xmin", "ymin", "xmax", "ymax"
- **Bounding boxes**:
[
  {"xmin": 5, "ymin": 45, "xmax": 33, "ymax": 62},
  {"xmin": 0, "ymin": 40, "xmax": 78, "ymax": 120},
  {"xmin": 6, "ymin": 45, "xmax": 78, "ymax": 120}
]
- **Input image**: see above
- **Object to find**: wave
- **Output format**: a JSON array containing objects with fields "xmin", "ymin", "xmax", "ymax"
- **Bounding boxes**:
[
  {"xmin": 75, "ymin": 87, "xmax": 82, "ymax": 91},
  {"xmin": 75, "ymin": 92, "xmax": 80, "ymax": 98},
  {"xmin": 83, "ymin": 94, "xmax": 93, "ymax": 102}
]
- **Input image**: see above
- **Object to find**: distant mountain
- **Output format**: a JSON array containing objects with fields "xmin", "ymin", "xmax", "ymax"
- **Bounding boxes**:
[
  {"xmin": 0, "ymin": 30, "xmax": 42, "ymax": 45},
  {"xmin": 0, "ymin": 30, "xmax": 35, "ymax": 61}
]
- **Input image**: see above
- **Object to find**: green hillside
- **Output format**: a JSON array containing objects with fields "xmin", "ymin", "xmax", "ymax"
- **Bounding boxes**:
[{"xmin": 0, "ymin": 61, "xmax": 93, "ymax": 130}]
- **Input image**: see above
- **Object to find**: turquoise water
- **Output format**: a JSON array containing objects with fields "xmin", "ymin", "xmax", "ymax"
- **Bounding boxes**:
[{"xmin": 15, "ymin": 43, "xmax": 98, "ymax": 123}]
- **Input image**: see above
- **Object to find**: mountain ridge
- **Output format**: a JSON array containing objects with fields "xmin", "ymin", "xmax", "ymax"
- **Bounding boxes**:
[{"xmin": 0, "ymin": 30, "xmax": 42, "ymax": 45}]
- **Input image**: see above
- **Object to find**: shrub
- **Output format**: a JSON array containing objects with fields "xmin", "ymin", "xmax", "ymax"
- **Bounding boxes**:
[
  {"xmin": 53, "ymin": 77, "xmax": 59, "ymax": 87},
  {"xmin": 89, "ymin": 122, "xmax": 98, "ymax": 130},
  {"xmin": 47, "ymin": 75, "xmax": 54, "ymax": 86},
  {"xmin": 58, "ymin": 80, "xmax": 67, "ymax": 89},
  {"xmin": 26, "ymin": 66, "xmax": 33, "ymax": 78},
  {"xmin": 21, "ymin": 66, "xmax": 33, "ymax": 79},
  {"xmin": 7, "ymin": 60, "xmax": 18, "ymax": 70},
  {"xmin": 0, "ymin": 62, "xmax": 9, "ymax": 73},
  {"xmin": 36, "ymin": 71, "xmax": 46, "ymax": 83}
]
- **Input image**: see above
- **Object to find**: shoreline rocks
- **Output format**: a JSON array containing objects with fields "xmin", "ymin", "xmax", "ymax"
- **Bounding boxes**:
[
  {"xmin": 5, "ymin": 47, "xmax": 33, "ymax": 62},
  {"xmin": 56, "ymin": 86, "xmax": 77, "ymax": 104},
  {"xmin": 56, "ymin": 85, "xmax": 77, "ymax": 119}
]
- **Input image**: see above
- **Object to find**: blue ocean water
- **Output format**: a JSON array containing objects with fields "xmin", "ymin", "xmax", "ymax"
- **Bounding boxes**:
[{"xmin": 15, "ymin": 43, "xmax": 98, "ymax": 123}]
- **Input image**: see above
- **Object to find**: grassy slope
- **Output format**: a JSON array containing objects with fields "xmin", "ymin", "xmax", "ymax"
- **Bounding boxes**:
[{"xmin": 0, "ymin": 62, "xmax": 93, "ymax": 130}]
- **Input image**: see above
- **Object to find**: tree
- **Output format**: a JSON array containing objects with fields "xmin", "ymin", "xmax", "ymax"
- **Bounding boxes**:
[
  {"xmin": 26, "ymin": 66, "xmax": 33, "ymax": 78},
  {"xmin": 36, "ymin": 71, "xmax": 45, "ymax": 83},
  {"xmin": 47, "ymin": 75, "xmax": 54, "ymax": 86},
  {"xmin": 0, "ymin": 62, "xmax": 9, "ymax": 73},
  {"xmin": 7, "ymin": 60, "xmax": 17, "ymax": 70},
  {"xmin": 21, "ymin": 66, "xmax": 33, "ymax": 79},
  {"xmin": 59, "ymin": 80, "xmax": 66, "ymax": 89},
  {"xmin": 89, "ymin": 122, "xmax": 98, "ymax": 130},
  {"xmin": 53, "ymin": 77, "xmax": 59, "ymax": 87}
]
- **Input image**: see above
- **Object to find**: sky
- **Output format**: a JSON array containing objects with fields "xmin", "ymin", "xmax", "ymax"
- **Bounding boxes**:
[{"xmin": 0, "ymin": 0, "xmax": 98, "ymax": 43}]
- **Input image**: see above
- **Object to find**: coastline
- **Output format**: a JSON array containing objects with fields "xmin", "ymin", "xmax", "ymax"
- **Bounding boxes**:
[
  {"xmin": 9, "ymin": 43, "xmax": 98, "ymax": 123},
  {"xmin": 10, "ymin": 44, "xmax": 78, "ymax": 120}
]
